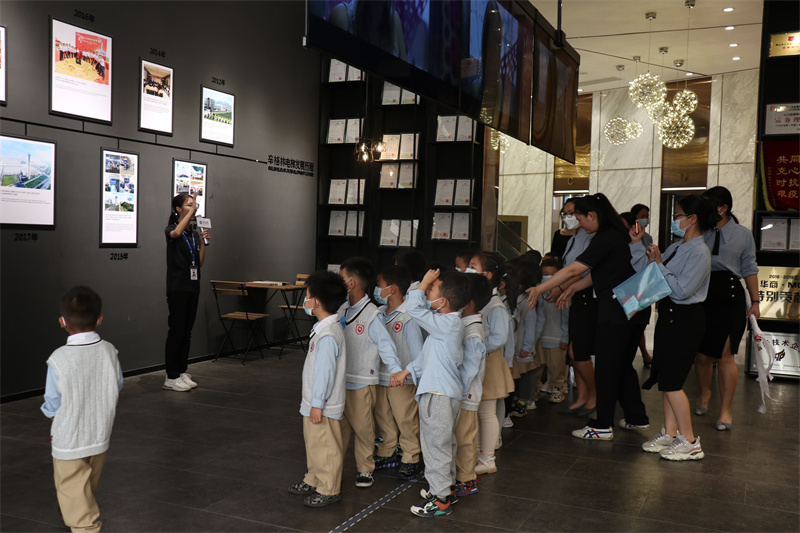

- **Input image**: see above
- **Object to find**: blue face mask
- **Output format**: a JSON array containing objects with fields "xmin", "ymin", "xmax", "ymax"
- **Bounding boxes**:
[
  {"xmin": 426, "ymin": 297, "xmax": 444, "ymax": 310},
  {"xmin": 464, "ymin": 268, "xmax": 478, "ymax": 274},
  {"xmin": 542, "ymin": 275, "xmax": 552, "ymax": 282},
  {"xmin": 671, "ymin": 219, "xmax": 686, "ymax": 238},
  {"xmin": 639, "ymin": 218, "xmax": 650, "ymax": 229},
  {"xmin": 373, "ymin": 286, "xmax": 391, "ymax": 305},
  {"xmin": 303, "ymin": 297, "xmax": 316, "ymax": 316}
]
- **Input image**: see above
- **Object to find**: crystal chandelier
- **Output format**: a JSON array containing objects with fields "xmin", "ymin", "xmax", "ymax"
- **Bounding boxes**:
[
  {"xmin": 628, "ymin": 72, "xmax": 667, "ymax": 109},
  {"xmin": 489, "ymin": 129, "xmax": 509, "ymax": 153},
  {"xmin": 673, "ymin": 88, "xmax": 698, "ymax": 115},
  {"xmin": 647, "ymin": 100, "xmax": 676, "ymax": 125},
  {"xmin": 626, "ymin": 120, "xmax": 644, "ymax": 139},
  {"xmin": 659, "ymin": 115, "xmax": 695, "ymax": 149},
  {"xmin": 604, "ymin": 117, "xmax": 643, "ymax": 146}
]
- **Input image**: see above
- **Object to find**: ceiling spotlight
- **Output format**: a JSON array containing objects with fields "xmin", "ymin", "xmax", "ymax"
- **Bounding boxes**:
[
  {"xmin": 616, "ymin": 65, "xmax": 625, "ymax": 71},
  {"xmin": 577, "ymin": 88, "xmax": 584, "ymax": 92},
  {"xmin": 732, "ymin": 56, "xmax": 741, "ymax": 60},
  {"xmin": 685, "ymin": 72, "xmax": 694, "ymax": 76},
  {"xmin": 674, "ymin": 59, "xmax": 685, "ymax": 67},
  {"xmin": 659, "ymin": 47, "xmax": 669, "ymax": 55},
  {"xmin": 725, "ymin": 26, "xmax": 735, "ymax": 30},
  {"xmin": 684, "ymin": 0, "xmax": 696, "ymax": 7},
  {"xmin": 633, "ymin": 56, "xmax": 642, "ymax": 62},
  {"xmin": 723, "ymin": 7, "xmax": 734, "ymax": 12},
  {"xmin": 645, "ymin": 12, "xmax": 657, "ymax": 21},
  {"xmin": 730, "ymin": 43, "xmax": 739, "ymax": 47}
]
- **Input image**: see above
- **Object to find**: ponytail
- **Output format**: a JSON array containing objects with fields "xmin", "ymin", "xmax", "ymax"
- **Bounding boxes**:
[
  {"xmin": 704, "ymin": 186, "xmax": 738, "ymax": 223},
  {"xmin": 168, "ymin": 193, "xmax": 189, "ymax": 225},
  {"xmin": 473, "ymin": 251, "xmax": 506, "ymax": 289},
  {"xmin": 678, "ymin": 195, "xmax": 722, "ymax": 232}
]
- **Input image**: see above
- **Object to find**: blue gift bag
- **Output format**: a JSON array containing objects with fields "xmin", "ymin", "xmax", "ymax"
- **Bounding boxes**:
[{"xmin": 612, "ymin": 261, "xmax": 673, "ymax": 320}]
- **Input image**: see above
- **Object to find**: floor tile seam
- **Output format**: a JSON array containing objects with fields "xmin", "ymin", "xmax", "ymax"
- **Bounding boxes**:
[
  {"xmin": 0, "ymin": 434, "xmax": 52, "ymax": 448},
  {"xmin": 513, "ymin": 501, "xmax": 541, "ymax": 532},
  {"xmin": 155, "ymin": 498, "xmax": 289, "ymax": 529},
  {"xmin": 0, "ymin": 410, "xmax": 47, "ymax": 421},
  {"xmin": 105, "ymin": 457, "xmax": 285, "ymax": 483},
  {"xmin": 640, "ymin": 492, "xmax": 800, "ymax": 524},
  {"xmin": 172, "ymin": 398, "xmax": 300, "ymax": 416},
  {"xmin": 476, "ymin": 491, "xmax": 644, "ymax": 520},
  {"xmin": 183, "ymin": 456, "xmax": 306, "ymax": 477},
  {"xmin": 0, "ymin": 511, "xmax": 66, "ymax": 529}
]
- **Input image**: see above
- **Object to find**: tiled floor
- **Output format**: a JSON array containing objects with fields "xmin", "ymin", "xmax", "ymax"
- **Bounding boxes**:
[{"xmin": 2, "ymin": 347, "xmax": 798, "ymax": 533}]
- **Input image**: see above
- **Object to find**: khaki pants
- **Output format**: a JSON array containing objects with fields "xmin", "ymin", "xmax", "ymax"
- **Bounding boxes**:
[
  {"xmin": 542, "ymin": 344, "xmax": 568, "ymax": 391},
  {"xmin": 341, "ymin": 385, "xmax": 377, "ymax": 473},
  {"xmin": 303, "ymin": 416, "xmax": 344, "ymax": 496},
  {"xmin": 375, "ymin": 384, "xmax": 421, "ymax": 463},
  {"xmin": 454, "ymin": 409, "xmax": 478, "ymax": 483},
  {"xmin": 53, "ymin": 452, "xmax": 106, "ymax": 533}
]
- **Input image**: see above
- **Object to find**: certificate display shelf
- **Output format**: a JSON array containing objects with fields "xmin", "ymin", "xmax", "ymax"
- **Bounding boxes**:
[
  {"xmin": 745, "ymin": 210, "xmax": 800, "ymax": 379},
  {"xmin": 316, "ymin": 57, "xmax": 484, "ymax": 271}
]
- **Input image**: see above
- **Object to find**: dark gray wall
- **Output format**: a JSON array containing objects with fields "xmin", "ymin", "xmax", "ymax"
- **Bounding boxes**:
[{"xmin": 0, "ymin": 2, "xmax": 321, "ymax": 398}]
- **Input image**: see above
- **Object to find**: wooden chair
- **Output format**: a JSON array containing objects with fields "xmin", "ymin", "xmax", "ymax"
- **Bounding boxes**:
[
  {"xmin": 278, "ymin": 274, "xmax": 312, "ymax": 354},
  {"xmin": 210, "ymin": 281, "xmax": 269, "ymax": 365}
]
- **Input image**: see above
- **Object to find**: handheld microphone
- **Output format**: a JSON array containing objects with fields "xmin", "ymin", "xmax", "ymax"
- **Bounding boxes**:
[{"xmin": 192, "ymin": 219, "xmax": 210, "ymax": 246}]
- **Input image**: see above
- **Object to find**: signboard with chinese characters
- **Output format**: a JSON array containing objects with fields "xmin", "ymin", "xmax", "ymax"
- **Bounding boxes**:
[
  {"xmin": 760, "ymin": 140, "xmax": 799, "ymax": 211},
  {"xmin": 757, "ymin": 266, "xmax": 800, "ymax": 321},
  {"xmin": 764, "ymin": 103, "xmax": 800, "ymax": 136},
  {"xmin": 769, "ymin": 31, "xmax": 800, "ymax": 58},
  {"xmin": 750, "ymin": 331, "xmax": 800, "ymax": 378}
]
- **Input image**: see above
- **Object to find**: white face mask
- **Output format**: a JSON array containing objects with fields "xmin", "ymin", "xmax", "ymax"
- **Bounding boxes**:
[
  {"xmin": 563, "ymin": 215, "xmax": 579, "ymax": 230},
  {"xmin": 464, "ymin": 267, "xmax": 478, "ymax": 274}
]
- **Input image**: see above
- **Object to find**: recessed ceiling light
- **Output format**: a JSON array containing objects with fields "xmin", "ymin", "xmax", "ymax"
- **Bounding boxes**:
[
  {"xmin": 730, "ymin": 43, "xmax": 739, "ymax": 47},
  {"xmin": 723, "ymin": 7, "xmax": 734, "ymax": 12},
  {"xmin": 732, "ymin": 56, "xmax": 741, "ymax": 60},
  {"xmin": 686, "ymin": 72, "xmax": 694, "ymax": 76},
  {"xmin": 725, "ymin": 26, "xmax": 735, "ymax": 30},
  {"xmin": 577, "ymin": 88, "xmax": 584, "ymax": 92}
]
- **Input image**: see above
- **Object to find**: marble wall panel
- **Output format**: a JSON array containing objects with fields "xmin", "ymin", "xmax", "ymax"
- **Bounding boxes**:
[
  {"xmin": 597, "ymin": 87, "xmax": 656, "ymax": 171},
  {"xmin": 589, "ymin": 170, "xmax": 599, "ymax": 195},
  {"xmin": 719, "ymin": 69, "xmax": 759, "ymax": 165},
  {"xmin": 500, "ymin": 138, "xmax": 549, "ymax": 175},
  {"xmin": 649, "ymin": 168, "xmax": 662, "ymax": 245},
  {"xmin": 591, "ymin": 94, "xmax": 601, "ymax": 171},
  {"xmin": 596, "ymin": 168, "xmax": 653, "ymax": 215},
  {"xmin": 707, "ymin": 164, "xmax": 720, "ymax": 188},
  {"xmin": 708, "ymin": 75, "xmax": 723, "ymax": 165},
  {"xmin": 498, "ymin": 173, "xmax": 550, "ymax": 252},
  {"xmin": 718, "ymin": 162, "xmax": 756, "ymax": 230}
]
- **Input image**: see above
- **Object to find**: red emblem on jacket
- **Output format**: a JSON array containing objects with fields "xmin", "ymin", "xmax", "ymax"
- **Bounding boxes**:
[
  {"xmin": 309, "ymin": 342, "xmax": 315, "ymax": 352},
  {"xmin": 356, "ymin": 324, "xmax": 365, "ymax": 335},
  {"xmin": 393, "ymin": 321, "xmax": 403, "ymax": 333}
]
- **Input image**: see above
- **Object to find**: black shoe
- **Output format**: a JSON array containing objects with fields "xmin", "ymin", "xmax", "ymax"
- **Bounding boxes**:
[
  {"xmin": 355, "ymin": 471, "xmax": 374, "ymax": 488},
  {"xmin": 509, "ymin": 401, "xmax": 528, "ymax": 418},
  {"xmin": 304, "ymin": 492, "xmax": 342, "ymax": 507},
  {"xmin": 398, "ymin": 462, "xmax": 422, "ymax": 479},
  {"xmin": 288, "ymin": 480, "xmax": 315, "ymax": 495},
  {"xmin": 375, "ymin": 452, "xmax": 400, "ymax": 470}
]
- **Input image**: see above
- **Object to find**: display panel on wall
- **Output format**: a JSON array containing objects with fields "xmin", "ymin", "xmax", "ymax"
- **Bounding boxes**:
[
  {"xmin": 139, "ymin": 59, "xmax": 174, "ymax": 135},
  {"xmin": 172, "ymin": 159, "xmax": 207, "ymax": 217},
  {"xmin": 0, "ymin": 26, "xmax": 7, "ymax": 105},
  {"xmin": 50, "ymin": 18, "xmax": 112, "ymax": 123},
  {"xmin": 100, "ymin": 149, "xmax": 139, "ymax": 247},
  {"xmin": 0, "ymin": 134, "xmax": 56, "ymax": 226},
  {"xmin": 200, "ymin": 86, "xmax": 234, "ymax": 146}
]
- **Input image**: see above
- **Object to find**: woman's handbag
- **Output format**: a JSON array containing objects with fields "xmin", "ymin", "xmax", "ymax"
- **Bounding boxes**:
[{"xmin": 612, "ymin": 261, "xmax": 673, "ymax": 319}]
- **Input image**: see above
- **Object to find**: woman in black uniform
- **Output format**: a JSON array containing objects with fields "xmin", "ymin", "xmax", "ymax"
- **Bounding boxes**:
[
  {"xmin": 528, "ymin": 193, "xmax": 650, "ymax": 440},
  {"xmin": 694, "ymin": 186, "xmax": 759, "ymax": 431},
  {"xmin": 164, "ymin": 192, "xmax": 210, "ymax": 392},
  {"xmin": 550, "ymin": 199, "xmax": 580, "ymax": 262}
]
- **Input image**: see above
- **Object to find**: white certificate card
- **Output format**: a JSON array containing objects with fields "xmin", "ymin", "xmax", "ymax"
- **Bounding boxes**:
[
  {"xmin": 456, "ymin": 116, "xmax": 475, "ymax": 141},
  {"xmin": 398, "ymin": 220, "xmax": 412, "ymax": 247},
  {"xmin": 329, "ymin": 211, "xmax": 346, "ymax": 236},
  {"xmin": 329, "ymin": 59, "xmax": 347, "ymax": 82},
  {"xmin": 345, "ymin": 118, "xmax": 361, "ymax": 144},
  {"xmin": 380, "ymin": 219, "xmax": 400, "ymax": 246},
  {"xmin": 454, "ymin": 179, "xmax": 472, "ymax": 206},
  {"xmin": 346, "ymin": 179, "xmax": 365, "ymax": 204},
  {"xmin": 327, "ymin": 119, "xmax": 345, "ymax": 144},
  {"xmin": 328, "ymin": 179, "xmax": 347, "ymax": 204},
  {"xmin": 761, "ymin": 218, "xmax": 788, "ymax": 250},
  {"xmin": 382, "ymin": 81, "xmax": 401, "ymax": 105},
  {"xmin": 380, "ymin": 163, "xmax": 399, "ymax": 188},
  {"xmin": 346, "ymin": 211, "xmax": 363, "ymax": 237},
  {"xmin": 437, "ymin": 116, "xmax": 457, "ymax": 142},
  {"xmin": 400, "ymin": 89, "xmax": 416, "ymax": 105},
  {"xmin": 432, "ymin": 213, "xmax": 452, "ymax": 240},
  {"xmin": 398, "ymin": 162, "xmax": 416, "ymax": 189},
  {"xmin": 346, "ymin": 66, "xmax": 362, "ymax": 82},
  {"xmin": 452, "ymin": 213, "xmax": 470, "ymax": 240},
  {"xmin": 434, "ymin": 179, "xmax": 455, "ymax": 206},
  {"xmin": 380, "ymin": 134, "xmax": 400, "ymax": 160},
  {"xmin": 790, "ymin": 218, "xmax": 800, "ymax": 251},
  {"xmin": 399, "ymin": 133, "xmax": 416, "ymax": 160}
]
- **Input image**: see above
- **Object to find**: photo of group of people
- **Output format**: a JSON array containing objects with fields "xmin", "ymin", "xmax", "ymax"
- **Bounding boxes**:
[
  {"xmin": 139, "ymin": 60, "xmax": 174, "ymax": 135},
  {"xmin": 173, "ymin": 159, "xmax": 207, "ymax": 216},
  {"xmin": 143, "ymin": 63, "xmax": 171, "ymax": 98},
  {"xmin": 0, "ymin": 135, "xmax": 56, "ymax": 225},
  {"xmin": 50, "ymin": 19, "xmax": 113, "ymax": 123},
  {"xmin": 101, "ymin": 149, "xmax": 138, "ymax": 245},
  {"xmin": 200, "ymin": 86, "xmax": 234, "ymax": 146}
]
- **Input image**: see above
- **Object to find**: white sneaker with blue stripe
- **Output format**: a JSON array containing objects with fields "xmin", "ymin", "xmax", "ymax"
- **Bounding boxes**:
[{"xmin": 572, "ymin": 425, "xmax": 614, "ymax": 440}]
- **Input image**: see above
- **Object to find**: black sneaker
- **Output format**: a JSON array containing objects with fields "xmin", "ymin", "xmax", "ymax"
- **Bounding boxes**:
[
  {"xmin": 419, "ymin": 488, "xmax": 459, "ymax": 505},
  {"xmin": 303, "ymin": 492, "xmax": 342, "ymax": 508},
  {"xmin": 288, "ymin": 480, "xmax": 315, "ymax": 495},
  {"xmin": 398, "ymin": 462, "xmax": 422, "ymax": 479},
  {"xmin": 509, "ymin": 400, "xmax": 528, "ymax": 418},
  {"xmin": 375, "ymin": 452, "xmax": 400, "ymax": 470},
  {"xmin": 355, "ymin": 471, "xmax": 374, "ymax": 488}
]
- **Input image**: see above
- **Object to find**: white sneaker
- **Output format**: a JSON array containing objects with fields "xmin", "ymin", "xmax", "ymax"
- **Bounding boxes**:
[
  {"xmin": 572, "ymin": 425, "xmax": 613, "ymax": 440},
  {"xmin": 474, "ymin": 454, "xmax": 497, "ymax": 475},
  {"xmin": 163, "ymin": 377, "xmax": 191, "ymax": 392},
  {"xmin": 642, "ymin": 428, "xmax": 676, "ymax": 453},
  {"xmin": 502, "ymin": 416, "xmax": 514, "ymax": 428},
  {"xmin": 659, "ymin": 435, "xmax": 704, "ymax": 461},
  {"xmin": 180, "ymin": 373, "xmax": 198, "ymax": 388}
]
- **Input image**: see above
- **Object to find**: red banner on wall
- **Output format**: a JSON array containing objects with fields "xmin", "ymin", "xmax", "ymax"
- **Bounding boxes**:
[{"xmin": 761, "ymin": 140, "xmax": 800, "ymax": 211}]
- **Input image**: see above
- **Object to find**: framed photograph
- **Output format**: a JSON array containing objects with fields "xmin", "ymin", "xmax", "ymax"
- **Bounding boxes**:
[
  {"xmin": 200, "ymin": 86, "xmax": 234, "ymax": 146},
  {"xmin": 100, "ymin": 148, "xmax": 139, "ymax": 247},
  {"xmin": 138, "ymin": 59, "xmax": 173, "ymax": 135},
  {"xmin": 172, "ymin": 158, "xmax": 207, "ymax": 217},
  {"xmin": 0, "ymin": 26, "xmax": 7, "ymax": 105},
  {"xmin": 0, "ymin": 134, "xmax": 56, "ymax": 226},
  {"xmin": 50, "ymin": 18, "xmax": 112, "ymax": 123}
]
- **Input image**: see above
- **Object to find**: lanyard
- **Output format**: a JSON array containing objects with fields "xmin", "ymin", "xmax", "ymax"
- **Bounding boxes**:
[{"xmin": 181, "ymin": 232, "xmax": 196, "ymax": 266}]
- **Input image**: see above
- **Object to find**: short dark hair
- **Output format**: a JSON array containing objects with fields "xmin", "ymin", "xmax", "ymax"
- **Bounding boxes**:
[
  {"xmin": 631, "ymin": 203, "xmax": 649, "ymax": 217},
  {"xmin": 704, "ymin": 186, "xmax": 738, "ymax": 223},
  {"xmin": 678, "ymin": 194, "xmax": 722, "ymax": 232},
  {"xmin": 379, "ymin": 265, "xmax": 411, "ymax": 295},
  {"xmin": 340, "ymin": 256, "xmax": 376, "ymax": 292},
  {"xmin": 394, "ymin": 248, "xmax": 427, "ymax": 281},
  {"xmin": 60, "ymin": 286, "xmax": 102, "ymax": 331},
  {"xmin": 439, "ymin": 270, "xmax": 471, "ymax": 311},
  {"xmin": 472, "ymin": 251, "xmax": 505, "ymax": 289},
  {"xmin": 465, "ymin": 273, "xmax": 492, "ymax": 311},
  {"xmin": 541, "ymin": 257, "xmax": 562, "ymax": 270},
  {"xmin": 306, "ymin": 271, "xmax": 347, "ymax": 314},
  {"xmin": 619, "ymin": 211, "xmax": 637, "ymax": 227},
  {"xmin": 427, "ymin": 261, "xmax": 451, "ymax": 274},
  {"xmin": 574, "ymin": 193, "xmax": 629, "ymax": 240},
  {"xmin": 456, "ymin": 250, "xmax": 475, "ymax": 264}
]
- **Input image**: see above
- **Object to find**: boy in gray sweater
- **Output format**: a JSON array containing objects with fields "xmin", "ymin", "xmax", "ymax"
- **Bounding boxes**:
[{"xmin": 41, "ymin": 286, "xmax": 123, "ymax": 533}]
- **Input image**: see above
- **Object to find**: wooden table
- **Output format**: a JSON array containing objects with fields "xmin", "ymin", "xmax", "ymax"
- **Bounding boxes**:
[{"xmin": 244, "ymin": 282, "xmax": 307, "ymax": 356}]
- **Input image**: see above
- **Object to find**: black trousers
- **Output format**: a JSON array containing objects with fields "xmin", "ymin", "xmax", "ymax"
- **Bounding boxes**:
[
  {"xmin": 589, "ymin": 322, "xmax": 649, "ymax": 429},
  {"xmin": 165, "ymin": 291, "xmax": 200, "ymax": 379}
]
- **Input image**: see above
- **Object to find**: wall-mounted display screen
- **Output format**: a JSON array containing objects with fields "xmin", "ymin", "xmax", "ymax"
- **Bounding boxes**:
[
  {"xmin": 101, "ymin": 149, "xmax": 139, "ymax": 246},
  {"xmin": 200, "ymin": 86, "xmax": 234, "ymax": 146},
  {"xmin": 0, "ymin": 26, "xmax": 7, "ymax": 105},
  {"xmin": 0, "ymin": 134, "xmax": 56, "ymax": 226},
  {"xmin": 139, "ymin": 59, "xmax": 173, "ymax": 135},
  {"xmin": 173, "ymin": 159, "xmax": 207, "ymax": 217}
]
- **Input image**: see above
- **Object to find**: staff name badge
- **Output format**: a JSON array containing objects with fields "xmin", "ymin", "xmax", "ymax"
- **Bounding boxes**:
[{"xmin": 190, "ymin": 267, "xmax": 199, "ymax": 280}]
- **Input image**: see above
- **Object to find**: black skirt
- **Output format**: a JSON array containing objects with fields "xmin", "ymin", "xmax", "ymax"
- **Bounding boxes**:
[
  {"xmin": 643, "ymin": 300, "xmax": 705, "ymax": 391},
  {"xmin": 568, "ymin": 289, "xmax": 597, "ymax": 362},
  {"xmin": 698, "ymin": 270, "xmax": 746, "ymax": 357}
]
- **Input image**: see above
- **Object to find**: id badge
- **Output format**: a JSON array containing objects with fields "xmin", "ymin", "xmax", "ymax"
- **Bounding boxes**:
[{"xmin": 190, "ymin": 267, "xmax": 199, "ymax": 281}]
